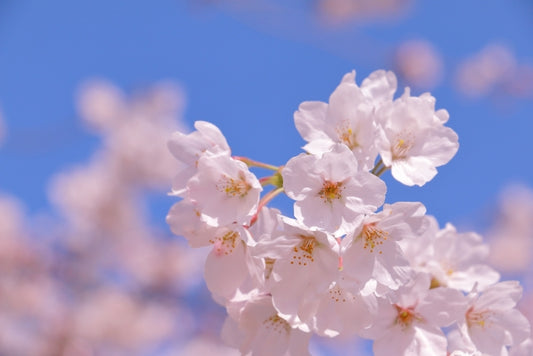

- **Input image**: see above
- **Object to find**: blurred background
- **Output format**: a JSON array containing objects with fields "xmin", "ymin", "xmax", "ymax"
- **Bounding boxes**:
[{"xmin": 0, "ymin": 0, "xmax": 532, "ymax": 354}]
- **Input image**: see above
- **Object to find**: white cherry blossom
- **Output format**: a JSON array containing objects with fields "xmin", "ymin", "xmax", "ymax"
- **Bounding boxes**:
[
  {"xmin": 282, "ymin": 143, "xmax": 386, "ymax": 236},
  {"xmin": 362, "ymin": 274, "xmax": 467, "ymax": 356},
  {"xmin": 456, "ymin": 281, "xmax": 531, "ymax": 356},
  {"xmin": 168, "ymin": 120, "xmax": 231, "ymax": 195},
  {"xmin": 376, "ymin": 88, "xmax": 459, "ymax": 186},
  {"xmin": 187, "ymin": 154, "xmax": 262, "ymax": 227},
  {"xmin": 222, "ymin": 291, "xmax": 311, "ymax": 356},
  {"xmin": 400, "ymin": 220, "xmax": 500, "ymax": 292},
  {"xmin": 294, "ymin": 70, "xmax": 396, "ymax": 170},
  {"xmin": 265, "ymin": 217, "xmax": 340, "ymax": 330},
  {"xmin": 342, "ymin": 202, "xmax": 427, "ymax": 291}
]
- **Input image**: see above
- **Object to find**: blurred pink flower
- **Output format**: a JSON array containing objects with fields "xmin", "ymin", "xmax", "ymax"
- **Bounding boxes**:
[
  {"xmin": 393, "ymin": 40, "xmax": 444, "ymax": 89},
  {"xmin": 316, "ymin": 0, "xmax": 412, "ymax": 25},
  {"xmin": 487, "ymin": 184, "xmax": 533, "ymax": 273},
  {"xmin": 455, "ymin": 44, "xmax": 517, "ymax": 98}
]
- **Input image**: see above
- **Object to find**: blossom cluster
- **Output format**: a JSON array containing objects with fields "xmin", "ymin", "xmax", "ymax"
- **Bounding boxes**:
[
  {"xmin": 167, "ymin": 70, "xmax": 531, "ymax": 355},
  {"xmin": 0, "ymin": 82, "xmax": 235, "ymax": 355}
]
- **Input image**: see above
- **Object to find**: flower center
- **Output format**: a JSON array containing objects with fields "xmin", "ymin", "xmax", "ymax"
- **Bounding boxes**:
[
  {"xmin": 466, "ymin": 307, "xmax": 492, "ymax": 329},
  {"xmin": 318, "ymin": 180, "xmax": 344, "ymax": 204},
  {"xmin": 337, "ymin": 124, "xmax": 359, "ymax": 150},
  {"xmin": 290, "ymin": 235, "xmax": 317, "ymax": 266},
  {"xmin": 264, "ymin": 258, "xmax": 275, "ymax": 280},
  {"xmin": 392, "ymin": 134, "xmax": 414, "ymax": 160},
  {"xmin": 394, "ymin": 305, "xmax": 421, "ymax": 328},
  {"xmin": 263, "ymin": 314, "xmax": 291, "ymax": 335},
  {"xmin": 361, "ymin": 222, "xmax": 389, "ymax": 254},
  {"xmin": 216, "ymin": 171, "xmax": 251, "ymax": 198},
  {"xmin": 209, "ymin": 230, "xmax": 240, "ymax": 256}
]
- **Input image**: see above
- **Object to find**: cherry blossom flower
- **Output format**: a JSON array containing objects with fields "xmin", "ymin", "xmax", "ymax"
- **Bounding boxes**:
[
  {"xmin": 362, "ymin": 274, "xmax": 467, "ymax": 356},
  {"xmin": 222, "ymin": 292, "xmax": 311, "ymax": 356},
  {"xmin": 78, "ymin": 80, "xmax": 187, "ymax": 188},
  {"xmin": 264, "ymin": 217, "xmax": 340, "ymax": 330},
  {"xmin": 400, "ymin": 220, "xmax": 500, "ymax": 292},
  {"xmin": 316, "ymin": 0, "xmax": 411, "ymax": 25},
  {"xmin": 187, "ymin": 154, "xmax": 262, "ymax": 227},
  {"xmin": 168, "ymin": 202, "xmax": 261, "ymax": 300},
  {"xmin": 455, "ymin": 44, "xmax": 516, "ymax": 99},
  {"xmin": 282, "ymin": 143, "xmax": 386, "ymax": 236},
  {"xmin": 168, "ymin": 120, "xmax": 231, "ymax": 195},
  {"xmin": 342, "ymin": 202, "xmax": 426, "ymax": 291},
  {"xmin": 394, "ymin": 39, "xmax": 443, "ymax": 89},
  {"xmin": 375, "ymin": 88, "xmax": 459, "ymax": 186},
  {"xmin": 294, "ymin": 70, "xmax": 396, "ymax": 170},
  {"xmin": 487, "ymin": 184, "xmax": 533, "ymax": 273},
  {"xmin": 455, "ymin": 281, "xmax": 531, "ymax": 356}
]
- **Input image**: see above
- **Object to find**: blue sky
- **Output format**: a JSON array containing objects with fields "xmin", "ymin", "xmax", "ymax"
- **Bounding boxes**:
[{"xmin": 0, "ymin": 0, "xmax": 532, "ymax": 235}]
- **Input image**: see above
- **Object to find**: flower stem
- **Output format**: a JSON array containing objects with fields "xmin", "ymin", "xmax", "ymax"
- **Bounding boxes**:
[
  {"xmin": 375, "ymin": 164, "xmax": 390, "ymax": 177},
  {"xmin": 249, "ymin": 187, "xmax": 284, "ymax": 226},
  {"xmin": 371, "ymin": 158, "xmax": 384, "ymax": 175},
  {"xmin": 234, "ymin": 156, "xmax": 280, "ymax": 171}
]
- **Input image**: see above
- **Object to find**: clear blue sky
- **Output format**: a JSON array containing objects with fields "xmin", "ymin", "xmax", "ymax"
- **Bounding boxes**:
[{"xmin": 0, "ymin": 0, "xmax": 532, "ymax": 234}]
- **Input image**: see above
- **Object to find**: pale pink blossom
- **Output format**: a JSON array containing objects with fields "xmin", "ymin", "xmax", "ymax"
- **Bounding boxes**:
[
  {"xmin": 282, "ymin": 144, "xmax": 386, "ymax": 235},
  {"xmin": 168, "ymin": 120, "xmax": 231, "ymax": 195},
  {"xmin": 487, "ymin": 184, "xmax": 533, "ymax": 273},
  {"xmin": 70, "ymin": 288, "xmax": 177, "ymax": 351},
  {"xmin": 166, "ymin": 198, "xmax": 217, "ymax": 247},
  {"xmin": 376, "ymin": 88, "xmax": 459, "ymax": 186},
  {"xmin": 394, "ymin": 39, "xmax": 443, "ymax": 89},
  {"xmin": 362, "ymin": 274, "xmax": 467, "ymax": 356},
  {"xmin": 48, "ymin": 160, "xmax": 144, "ymax": 238},
  {"xmin": 265, "ymin": 217, "xmax": 340, "ymax": 330},
  {"xmin": 294, "ymin": 70, "xmax": 396, "ymax": 170},
  {"xmin": 455, "ymin": 44, "xmax": 516, "ymax": 98},
  {"xmin": 168, "ymin": 205, "xmax": 261, "ymax": 300},
  {"xmin": 203, "ymin": 224, "xmax": 261, "ymax": 300},
  {"xmin": 77, "ymin": 79, "xmax": 127, "ymax": 131},
  {"xmin": 510, "ymin": 338, "xmax": 533, "ymax": 356},
  {"xmin": 251, "ymin": 213, "xmax": 375, "ymax": 337},
  {"xmin": 456, "ymin": 281, "xmax": 531, "ymax": 356},
  {"xmin": 222, "ymin": 292, "xmax": 311, "ymax": 356},
  {"xmin": 187, "ymin": 154, "xmax": 262, "ymax": 227},
  {"xmin": 342, "ymin": 202, "xmax": 427, "ymax": 291},
  {"xmin": 401, "ymin": 220, "xmax": 500, "ymax": 292},
  {"xmin": 316, "ymin": 0, "xmax": 411, "ymax": 25},
  {"xmin": 78, "ymin": 80, "xmax": 187, "ymax": 188}
]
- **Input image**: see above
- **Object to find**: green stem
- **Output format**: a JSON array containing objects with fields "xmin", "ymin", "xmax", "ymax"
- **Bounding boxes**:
[
  {"xmin": 375, "ymin": 164, "xmax": 390, "ymax": 177},
  {"xmin": 371, "ymin": 158, "xmax": 384, "ymax": 175},
  {"xmin": 234, "ymin": 156, "xmax": 280, "ymax": 171}
]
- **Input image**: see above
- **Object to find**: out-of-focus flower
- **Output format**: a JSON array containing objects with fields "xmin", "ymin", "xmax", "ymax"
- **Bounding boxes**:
[
  {"xmin": 222, "ymin": 292, "xmax": 312, "ymax": 355},
  {"xmin": 76, "ymin": 79, "xmax": 187, "ymax": 188},
  {"xmin": 401, "ymin": 220, "xmax": 500, "ymax": 292},
  {"xmin": 504, "ymin": 63, "xmax": 533, "ymax": 99},
  {"xmin": 179, "ymin": 336, "xmax": 240, "ymax": 356},
  {"xmin": 393, "ymin": 40, "xmax": 444, "ymax": 89},
  {"xmin": 486, "ymin": 184, "xmax": 533, "ymax": 273},
  {"xmin": 316, "ymin": 0, "xmax": 411, "ymax": 25},
  {"xmin": 70, "ymin": 289, "xmax": 178, "ymax": 352},
  {"xmin": 361, "ymin": 274, "xmax": 466, "ymax": 356},
  {"xmin": 48, "ymin": 160, "xmax": 144, "ymax": 239},
  {"xmin": 455, "ymin": 44, "xmax": 517, "ymax": 98},
  {"xmin": 454, "ymin": 281, "xmax": 530, "ymax": 356}
]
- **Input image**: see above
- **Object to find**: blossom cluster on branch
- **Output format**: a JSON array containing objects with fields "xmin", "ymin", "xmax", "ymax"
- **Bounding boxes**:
[{"xmin": 166, "ymin": 70, "xmax": 531, "ymax": 355}]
